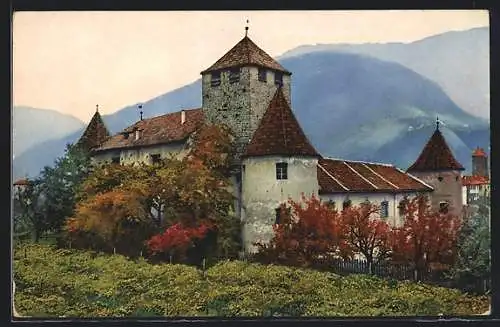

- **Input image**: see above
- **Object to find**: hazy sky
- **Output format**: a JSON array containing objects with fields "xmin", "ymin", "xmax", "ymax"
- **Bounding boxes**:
[{"xmin": 13, "ymin": 10, "xmax": 489, "ymax": 123}]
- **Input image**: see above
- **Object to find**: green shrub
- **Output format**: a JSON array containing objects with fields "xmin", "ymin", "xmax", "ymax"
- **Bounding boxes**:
[{"xmin": 13, "ymin": 244, "xmax": 490, "ymax": 317}]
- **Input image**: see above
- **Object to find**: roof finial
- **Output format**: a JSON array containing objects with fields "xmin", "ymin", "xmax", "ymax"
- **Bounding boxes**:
[
  {"xmin": 245, "ymin": 19, "xmax": 249, "ymax": 37},
  {"xmin": 96, "ymin": 104, "xmax": 99, "ymax": 113},
  {"xmin": 138, "ymin": 104, "xmax": 143, "ymax": 121},
  {"xmin": 436, "ymin": 116, "xmax": 440, "ymax": 130}
]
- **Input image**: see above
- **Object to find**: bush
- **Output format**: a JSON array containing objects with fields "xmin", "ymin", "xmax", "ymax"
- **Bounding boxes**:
[{"xmin": 13, "ymin": 244, "xmax": 490, "ymax": 317}]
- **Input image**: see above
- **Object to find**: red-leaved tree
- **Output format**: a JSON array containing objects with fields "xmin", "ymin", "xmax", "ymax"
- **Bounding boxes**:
[
  {"xmin": 254, "ymin": 194, "xmax": 351, "ymax": 268},
  {"xmin": 146, "ymin": 222, "xmax": 213, "ymax": 262},
  {"xmin": 342, "ymin": 202, "xmax": 392, "ymax": 274},
  {"xmin": 389, "ymin": 194, "xmax": 461, "ymax": 281}
]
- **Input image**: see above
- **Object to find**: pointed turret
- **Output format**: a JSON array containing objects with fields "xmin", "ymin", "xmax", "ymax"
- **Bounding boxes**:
[
  {"xmin": 201, "ymin": 35, "xmax": 291, "ymax": 75},
  {"xmin": 407, "ymin": 120, "xmax": 464, "ymax": 172},
  {"xmin": 76, "ymin": 105, "xmax": 110, "ymax": 152},
  {"xmin": 243, "ymin": 87, "xmax": 319, "ymax": 158}
]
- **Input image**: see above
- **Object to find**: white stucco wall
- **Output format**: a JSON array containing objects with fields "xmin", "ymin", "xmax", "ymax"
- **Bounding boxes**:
[
  {"xmin": 319, "ymin": 192, "xmax": 425, "ymax": 227},
  {"xmin": 241, "ymin": 156, "xmax": 319, "ymax": 252},
  {"xmin": 91, "ymin": 142, "xmax": 188, "ymax": 166}
]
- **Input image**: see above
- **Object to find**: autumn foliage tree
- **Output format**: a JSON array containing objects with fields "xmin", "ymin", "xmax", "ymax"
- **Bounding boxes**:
[
  {"xmin": 342, "ymin": 202, "xmax": 391, "ymax": 274},
  {"xmin": 389, "ymin": 194, "xmax": 461, "ymax": 281},
  {"xmin": 254, "ymin": 194, "xmax": 351, "ymax": 268}
]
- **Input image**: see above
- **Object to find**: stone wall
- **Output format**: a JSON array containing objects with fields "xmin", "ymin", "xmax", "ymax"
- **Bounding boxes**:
[
  {"xmin": 410, "ymin": 170, "xmax": 463, "ymax": 217},
  {"xmin": 241, "ymin": 156, "xmax": 318, "ymax": 252}
]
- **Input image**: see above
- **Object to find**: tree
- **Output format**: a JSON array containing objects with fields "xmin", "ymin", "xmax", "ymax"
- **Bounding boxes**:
[
  {"xmin": 37, "ymin": 143, "xmax": 92, "ymax": 236},
  {"xmin": 12, "ymin": 180, "xmax": 46, "ymax": 242},
  {"xmin": 447, "ymin": 195, "xmax": 490, "ymax": 293},
  {"xmin": 389, "ymin": 194, "xmax": 461, "ymax": 281},
  {"xmin": 342, "ymin": 202, "xmax": 391, "ymax": 274},
  {"xmin": 254, "ymin": 194, "xmax": 351, "ymax": 268}
]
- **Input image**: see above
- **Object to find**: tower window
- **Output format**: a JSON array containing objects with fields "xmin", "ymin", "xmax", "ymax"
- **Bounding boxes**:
[
  {"xmin": 342, "ymin": 199, "xmax": 352, "ymax": 210},
  {"xmin": 380, "ymin": 201, "xmax": 389, "ymax": 218},
  {"xmin": 111, "ymin": 156, "xmax": 120, "ymax": 164},
  {"xmin": 229, "ymin": 68, "xmax": 240, "ymax": 84},
  {"xmin": 276, "ymin": 162, "xmax": 288, "ymax": 180},
  {"xmin": 439, "ymin": 201, "xmax": 449, "ymax": 214},
  {"xmin": 275, "ymin": 72, "xmax": 283, "ymax": 86},
  {"xmin": 211, "ymin": 71, "xmax": 221, "ymax": 87},
  {"xmin": 258, "ymin": 68, "xmax": 267, "ymax": 82},
  {"xmin": 151, "ymin": 154, "xmax": 161, "ymax": 164}
]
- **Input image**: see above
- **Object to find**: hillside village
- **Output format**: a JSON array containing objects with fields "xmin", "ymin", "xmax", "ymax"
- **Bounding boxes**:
[{"xmin": 70, "ymin": 30, "xmax": 489, "ymax": 252}]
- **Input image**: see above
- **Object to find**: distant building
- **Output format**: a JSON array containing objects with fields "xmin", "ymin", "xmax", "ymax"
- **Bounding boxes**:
[
  {"xmin": 79, "ymin": 30, "xmax": 475, "ymax": 253},
  {"xmin": 462, "ymin": 147, "xmax": 490, "ymax": 205}
]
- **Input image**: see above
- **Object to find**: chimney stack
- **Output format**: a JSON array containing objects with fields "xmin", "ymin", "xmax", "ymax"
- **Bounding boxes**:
[{"xmin": 181, "ymin": 110, "xmax": 186, "ymax": 124}]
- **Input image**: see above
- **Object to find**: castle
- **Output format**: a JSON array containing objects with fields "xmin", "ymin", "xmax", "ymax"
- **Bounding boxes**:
[{"xmin": 77, "ymin": 31, "xmax": 482, "ymax": 253}]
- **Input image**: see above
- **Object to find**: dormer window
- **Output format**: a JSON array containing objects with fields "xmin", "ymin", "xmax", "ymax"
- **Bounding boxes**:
[
  {"xmin": 123, "ymin": 132, "xmax": 129, "ymax": 140},
  {"xmin": 275, "ymin": 72, "xmax": 283, "ymax": 86},
  {"xmin": 211, "ymin": 71, "xmax": 221, "ymax": 87},
  {"xmin": 276, "ymin": 162, "xmax": 288, "ymax": 180},
  {"xmin": 229, "ymin": 68, "xmax": 240, "ymax": 84},
  {"xmin": 258, "ymin": 68, "xmax": 267, "ymax": 82}
]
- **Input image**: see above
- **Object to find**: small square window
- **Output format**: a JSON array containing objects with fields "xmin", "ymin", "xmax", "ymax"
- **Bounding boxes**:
[
  {"xmin": 229, "ymin": 68, "xmax": 240, "ymax": 84},
  {"xmin": 274, "ymin": 72, "xmax": 283, "ymax": 86},
  {"xmin": 258, "ymin": 68, "xmax": 267, "ymax": 82},
  {"xmin": 326, "ymin": 200, "xmax": 336, "ymax": 210},
  {"xmin": 211, "ymin": 71, "xmax": 221, "ymax": 87},
  {"xmin": 439, "ymin": 201, "xmax": 449, "ymax": 214},
  {"xmin": 381, "ymin": 201, "xmax": 389, "ymax": 218},
  {"xmin": 151, "ymin": 154, "xmax": 161, "ymax": 164},
  {"xmin": 276, "ymin": 162, "xmax": 288, "ymax": 180},
  {"xmin": 111, "ymin": 157, "xmax": 120, "ymax": 164},
  {"xmin": 438, "ymin": 176, "xmax": 443, "ymax": 182}
]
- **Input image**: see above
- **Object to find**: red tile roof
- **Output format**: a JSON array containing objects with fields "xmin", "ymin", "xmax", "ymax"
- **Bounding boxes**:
[
  {"xmin": 242, "ymin": 88, "xmax": 320, "ymax": 158},
  {"xmin": 94, "ymin": 108, "xmax": 203, "ymax": 152},
  {"xmin": 201, "ymin": 36, "xmax": 291, "ymax": 74},
  {"xmin": 13, "ymin": 178, "xmax": 31, "ymax": 186},
  {"xmin": 462, "ymin": 175, "xmax": 489, "ymax": 186},
  {"xmin": 318, "ymin": 158, "xmax": 433, "ymax": 194},
  {"xmin": 407, "ymin": 128, "xmax": 464, "ymax": 172},
  {"xmin": 77, "ymin": 111, "xmax": 110, "ymax": 152},
  {"xmin": 472, "ymin": 147, "xmax": 487, "ymax": 157}
]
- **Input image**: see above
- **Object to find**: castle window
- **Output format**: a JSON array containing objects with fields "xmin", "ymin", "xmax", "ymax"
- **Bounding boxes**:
[
  {"xmin": 211, "ymin": 71, "xmax": 221, "ymax": 87},
  {"xmin": 456, "ymin": 176, "xmax": 459, "ymax": 181},
  {"xmin": 151, "ymin": 154, "xmax": 161, "ymax": 164},
  {"xmin": 381, "ymin": 201, "xmax": 389, "ymax": 218},
  {"xmin": 342, "ymin": 199, "xmax": 352, "ymax": 210},
  {"xmin": 276, "ymin": 162, "xmax": 288, "ymax": 180},
  {"xmin": 327, "ymin": 200, "xmax": 336, "ymax": 210},
  {"xmin": 398, "ymin": 198, "xmax": 408, "ymax": 217},
  {"xmin": 258, "ymin": 68, "xmax": 267, "ymax": 82},
  {"xmin": 111, "ymin": 156, "xmax": 120, "ymax": 164},
  {"xmin": 439, "ymin": 201, "xmax": 449, "ymax": 214},
  {"xmin": 275, "ymin": 72, "xmax": 283, "ymax": 86},
  {"xmin": 275, "ymin": 208, "xmax": 281, "ymax": 224},
  {"xmin": 229, "ymin": 68, "xmax": 240, "ymax": 84},
  {"xmin": 275, "ymin": 206, "xmax": 291, "ymax": 224},
  {"xmin": 438, "ymin": 176, "xmax": 443, "ymax": 182}
]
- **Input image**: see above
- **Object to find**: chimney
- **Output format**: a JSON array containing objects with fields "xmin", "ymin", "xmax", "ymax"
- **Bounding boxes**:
[{"xmin": 181, "ymin": 110, "xmax": 186, "ymax": 124}]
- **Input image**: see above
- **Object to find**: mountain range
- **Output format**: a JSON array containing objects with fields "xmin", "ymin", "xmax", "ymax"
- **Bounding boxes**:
[
  {"xmin": 281, "ymin": 27, "xmax": 489, "ymax": 120},
  {"xmin": 12, "ymin": 28, "xmax": 490, "ymax": 180}
]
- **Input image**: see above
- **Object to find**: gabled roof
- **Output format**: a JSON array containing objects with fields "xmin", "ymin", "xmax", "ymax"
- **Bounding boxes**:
[
  {"xmin": 407, "ymin": 127, "xmax": 464, "ymax": 172},
  {"xmin": 242, "ymin": 88, "xmax": 320, "ymax": 158},
  {"xmin": 472, "ymin": 147, "xmax": 487, "ymax": 157},
  {"xmin": 318, "ymin": 158, "xmax": 433, "ymax": 194},
  {"xmin": 77, "ymin": 111, "xmax": 111, "ymax": 152},
  {"xmin": 94, "ymin": 108, "xmax": 203, "ymax": 152},
  {"xmin": 462, "ymin": 175, "xmax": 489, "ymax": 186},
  {"xmin": 201, "ymin": 36, "xmax": 291, "ymax": 74},
  {"xmin": 13, "ymin": 178, "xmax": 31, "ymax": 186}
]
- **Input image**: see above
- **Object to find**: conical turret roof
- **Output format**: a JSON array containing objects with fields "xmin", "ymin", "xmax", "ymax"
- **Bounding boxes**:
[
  {"xmin": 407, "ymin": 126, "xmax": 464, "ymax": 172},
  {"xmin": 243, "ymin": 87, "xmax": 319, "ymax": 158},
  {"xmin": 77, "ymin": 110, "xmax": 110, "ymax": 152}
]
